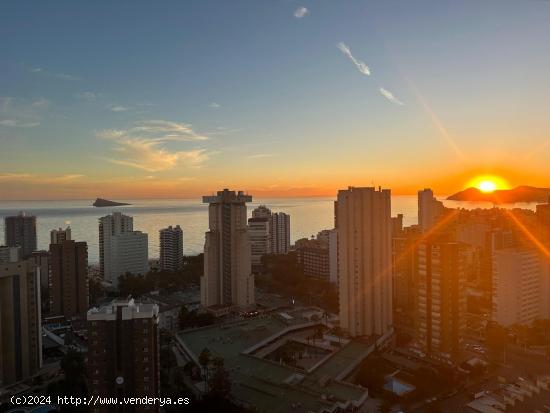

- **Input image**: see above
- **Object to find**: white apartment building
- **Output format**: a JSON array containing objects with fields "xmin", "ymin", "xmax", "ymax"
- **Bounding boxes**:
[
  {"xmin": 492, "ymin": 247, "xmax": 549, "ymax": 326},
  {"xmin": 99, "ymin": 212, "xmax": 148, "ymax": 286}
]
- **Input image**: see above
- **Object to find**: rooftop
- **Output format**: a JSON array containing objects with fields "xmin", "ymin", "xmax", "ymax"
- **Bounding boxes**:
[
  {"xmin": 177, "ymin": 308, "xmax": 376, "ymax": 413},
  {"xmin": 87, "ymin": 298, "xmax": 159, "ymax": 321}
]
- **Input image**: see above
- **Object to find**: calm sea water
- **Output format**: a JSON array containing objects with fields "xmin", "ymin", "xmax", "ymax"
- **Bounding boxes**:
[{"xmin": 0, "ymin": 196, "xmax": 538, "ymax": 263}]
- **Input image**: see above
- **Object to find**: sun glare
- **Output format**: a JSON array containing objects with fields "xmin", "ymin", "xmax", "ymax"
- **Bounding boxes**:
[
  {"xmin": 467, "ymin": 175, "xmax": 509, "ymax": 193},
  {"xmin": 478, "ymin": 180, "xmax": 497, "ymax": 193}
]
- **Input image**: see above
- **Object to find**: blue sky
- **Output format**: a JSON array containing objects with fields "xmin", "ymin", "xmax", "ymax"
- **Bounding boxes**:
[{"xmin": 1, "ymin": 0, "xmax": 550, "ymax": 199}]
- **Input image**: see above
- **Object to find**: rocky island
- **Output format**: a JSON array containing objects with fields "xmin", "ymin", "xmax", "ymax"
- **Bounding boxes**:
[
  {"xmin": 447, "ymin": 186, "xmax": 550, "ymax": 204},
  {"xmin": 92, "ymin": 198, "xmax": 131, "ymax": 207}
]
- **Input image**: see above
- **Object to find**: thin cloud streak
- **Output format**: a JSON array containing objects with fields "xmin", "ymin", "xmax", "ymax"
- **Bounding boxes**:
[
  {"xmin": 107, "ymin": 104, "xmax": 131, "ymax": 112},
  {"xmin": 379, "ymin": 87, "xmax": 404, "ymax": 105},
  {"xmin": 28, "ymin": 66, "xmax": 81, "ymax": 80},
  {"xmin": 0, "ymin": 173, "xmax": 84, "ymax": 183},
  {"xmin": 337, "ymin": 42, "xmax": 371, "ymax": 76},
  {"xmin": 0, "ymin": 119, "xmax": 40, "ymax": 128}
]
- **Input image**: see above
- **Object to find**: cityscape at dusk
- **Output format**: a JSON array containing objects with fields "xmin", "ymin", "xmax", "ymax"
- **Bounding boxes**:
[{"xmin": 2, "ymin": 1, "xmax": 550, "ymax": 413}]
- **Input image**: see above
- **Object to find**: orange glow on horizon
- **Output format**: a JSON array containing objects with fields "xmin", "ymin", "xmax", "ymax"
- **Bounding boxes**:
[{"xmin": 466, "ymin": 175, "xmax": 510, "ymax": 193}]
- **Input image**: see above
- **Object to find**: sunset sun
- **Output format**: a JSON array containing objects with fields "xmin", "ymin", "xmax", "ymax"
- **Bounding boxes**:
[
  {"xmin": 467, "ymin": 175, "xmax": 509, "ymax": 193},
  {"xmin": 478, "ymin": 180, "xmax": 497, "ymax": 193}
]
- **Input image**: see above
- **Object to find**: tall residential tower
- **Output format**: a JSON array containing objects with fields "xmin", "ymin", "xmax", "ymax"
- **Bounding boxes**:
[
  {"xmin": 159, "ymin": 225, "xmax": 184, "ymax": 272},
  {"xmin": 336, "ymin": 187, "xmax": 393, "ymax": 338},
  {"xmin": 4, "ymin": 212, "xmax": 37, "ymax": 258},
  {"xmin": 0, "ymin": 259, "xmax": 42, "ymax": 386},
  {"xmin": 201, "ymin": 189, "xmax": 254, "ymax": 307}
]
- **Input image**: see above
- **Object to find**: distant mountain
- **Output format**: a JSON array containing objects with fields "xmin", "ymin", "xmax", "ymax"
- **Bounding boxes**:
[
  {"xmin": 92, "ymin": 198, "xmax": 131, "ymax": 207},
  {"xmin": 447, "ymin": 186, "xmax": 550, "ymax": 204}
]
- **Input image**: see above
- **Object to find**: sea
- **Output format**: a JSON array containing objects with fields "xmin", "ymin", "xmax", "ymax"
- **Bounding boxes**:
[{"xmin": 0, "ymin": 196, "xmax": 540, "ymax": 264}]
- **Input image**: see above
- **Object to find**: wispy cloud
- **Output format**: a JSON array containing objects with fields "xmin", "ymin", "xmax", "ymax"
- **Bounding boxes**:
[
  {"xmin": 0, "ymin": 173, "xmax": 83, "ymax": 183},
  {"xmin": 0, "ymin": 119, "xmax": 40, "ymax": 128},
  {"xmin": 46, "ymin": 174, "xmax": 85, "ymax": 183},
  {"xmin": 209, "ymin": 102, "xmax": 221, "ymax": 108},
  {"xmin": 294, "ymin": 7, "xmax": 309, "ymax": 18},
  {"xmin": 107, "ymin": 104, "xmax": 131, "ymax": 112},
  {"xmin": 337, "ymin": 42, "xmax": 371, "ymax": 76},
  {"xmin": 97, "ymin": 120, "xmax": 211, "ymax": 172},
  {"xmin": 31, "ymin": 97, "xmax": 49, "ymax": 108},
  {"xmin": 28, "ymin": 66, "xmax": 81, "ymax": 81},
  {"xmin": 0, "ymin": 173, "xmax": 32, "ymax": 181},
  {"xmin": 101, "ymin": 143, "xmax": 208, "ymax": 172},
  {"xmin": 99, "ymin": 120, "xmax": 209, "ymax": 142},
  {"xmin": 75, "ymin": 91, "xmax": 101, "ymax": 101},
  {"xmin": 248, "ymin": 153, "xmax": 276, "ymax": 159},
  {"xmin": 379, "ymin": 87, "xmax": 404, "ymax": 105}
]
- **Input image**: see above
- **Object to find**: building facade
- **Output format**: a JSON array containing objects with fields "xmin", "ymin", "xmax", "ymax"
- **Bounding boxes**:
[
  {"xmin": 159, "ymin": 225, "xmax": 184, "ymax": 272},
  {"xmin": 247, "ymin": 216, "xmax": 270, "ymax": 274},
  {"xmin": 110, "ymin": 232, "xmax": 149, "ymax": 286},
  {"xmin": 418, "ymin": 189, "xmax": 444, "ymax": 233},
  {"xmin": 296, "ymin": 238, "xmax": 330, "ymax": 279},
  {"xmin": 392, "ymin": 226, "xmax": 420, "ymax": 330},
  {"xmin": 270, "ymin": 212, "xmax": 290, "ymax": 255},
  {"xmin": 87, "ymin": 299, "xmax": 160, "ymax": 412},
  {"xmin": 201, "ymin": 189, "xmax": 254, "ymax": 308},
  {"xmin": 50, "ymin": 226, "xmax": 72, "ymax": 245},
  {"xmin": 0, "ymin": 246, "xmax": 21, "ymax": 263},
  {"xmin": 415, "ymin": 240, "xmax": 467, "ymax": 362},
  {"xmin": 49, "ymin": 239, "xmax": 89, "ymax": 318},
  {"xmin": 492, "ymin": 247, "xmax": 549, "ymax": 326},
  {"xmin": 336, "ymin": 187, "xmax": 393, "ymax": 338},
  {"xmin": 4, "ymin": 212, "xmax": 37, "ymax": 258},
  {"xmin": 99, "ymin": 213, "xmax": 148, "ymax": 286},
  {"xmin": 0, "ymin": 259, "xmax": 42, "ymax": 386}
]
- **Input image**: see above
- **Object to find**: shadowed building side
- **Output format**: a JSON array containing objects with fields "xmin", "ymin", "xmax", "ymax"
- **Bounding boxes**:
[
  {"xmin": 201, "ymin": 189, "xmax": 254, "ymax": 308},
  {"xmin": 336, "ymin": 186, "xmax": 393, "ymax": 338}
]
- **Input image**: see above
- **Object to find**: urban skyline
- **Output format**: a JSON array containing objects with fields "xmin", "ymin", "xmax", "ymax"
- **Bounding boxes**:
[{"xmin": 2, "ymin": 1, "xmax": 550, "ymax": 411}]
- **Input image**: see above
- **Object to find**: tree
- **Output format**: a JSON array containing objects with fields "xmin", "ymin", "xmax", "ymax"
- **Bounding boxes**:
[
  {"xmin": 117, "ymin": 272, "xmax": 151, "ymax": 297},
  {"xmin": 208, "ymin": 357, "xmax": 232, "ymax": 400},
  {"xmin": 45, "ymin": 349, "xmax": 88, "ymax": 411},
  {"xmin": 60, "ymin": 349, "xmax": 88, "ymax": 395},
  {"xmin": 88, "ymin": 277, "xmax": 104, "ymax": 306},
  {"xmin": 199, "ymin": 347, "xmax": 211, "ymax": 391}
]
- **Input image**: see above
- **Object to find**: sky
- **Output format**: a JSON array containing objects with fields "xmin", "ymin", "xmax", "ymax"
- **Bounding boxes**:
[{"xmin": 1, "ymin": 0, "xmax": 550, "ymax": 200}]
